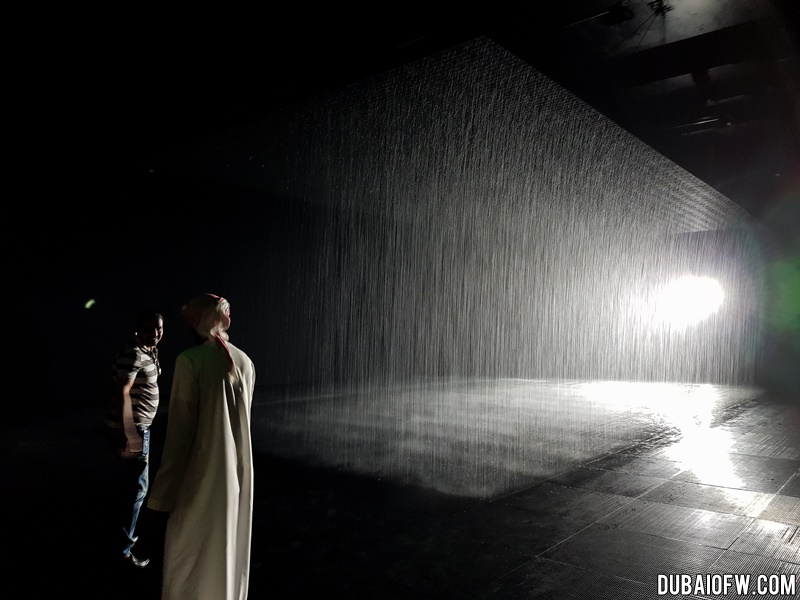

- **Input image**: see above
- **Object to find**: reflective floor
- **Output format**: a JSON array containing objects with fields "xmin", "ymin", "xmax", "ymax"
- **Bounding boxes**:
[
  {"xmin": 6, "ymin": 380, "xmax": 799, "ymax": 599},
  {"xmin": 250, "ymin": 379, "xmax": 768, "ymax": 499}
]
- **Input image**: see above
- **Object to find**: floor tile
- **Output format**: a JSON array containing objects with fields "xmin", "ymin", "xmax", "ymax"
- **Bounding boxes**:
[
  {"xmin": 640, "ymin": 480, "xmax": 774, "ymax": 517},
  {"xmin": 433, "ymin": 501, "xmax": 591, "ymax": 557},
  {"xmin": 598, "ymin": 499, "xmax": 753, "ymax": 549},
  {"xmin": 757, "ymin": 494, "xmax": 800, "ymax": 526},
  {"xmin": 671, "ymin": 453, "xmax": 800, "ymax": 493},
  {"xmin": 539, "ymin": 523, "xmax": 724, "ymax": 585},
  {"xmin": 546, "ymin": 465, "xmax": 667, "ymax": 497},
  {"xmin": 586, "ymin": 453, "xmax": 686, "ymax": 479},
  {"xmin": 779, "ymin": 473, "xmax": 800, "ymax": 498},
  {"xmin": 502, "ymin": 481, "xmax": 635, "ymax": 523},
  {"xmin": 469, "ymin": 556, "xmax": 658, "ymax": 600},
  {"xmin": 728, "ymin": 519, "xmax": 800, "ymax": 564},
  {"xmin": 704, "ymin": 550, "xmax": 800, "ymax": 599}
]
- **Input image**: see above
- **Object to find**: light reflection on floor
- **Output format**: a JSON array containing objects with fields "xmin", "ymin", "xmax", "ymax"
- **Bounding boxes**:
[
  {"xmin": 251, "ymin": 379, "xmax": 764, "ymax": 498},
  {"xmin": 579, "ymin": 381, "xmax": 750, "ymax": 490}
]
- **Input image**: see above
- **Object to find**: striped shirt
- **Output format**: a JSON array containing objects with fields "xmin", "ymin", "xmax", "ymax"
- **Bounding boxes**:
[{"xmin": 105, "ymin": 337, "xmax": 161, "ymax": 428}]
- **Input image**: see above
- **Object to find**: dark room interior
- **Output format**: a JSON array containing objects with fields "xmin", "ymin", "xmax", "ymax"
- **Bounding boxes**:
[{"xmin": 6, "ymin": 2, "xmax": 800, "ymax": 598}]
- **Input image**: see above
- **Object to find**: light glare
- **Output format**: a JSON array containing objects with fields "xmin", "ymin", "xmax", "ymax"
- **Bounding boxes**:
[{"xmin": 655, "ymin": 276, "xmax": 724, "ymax": 329}]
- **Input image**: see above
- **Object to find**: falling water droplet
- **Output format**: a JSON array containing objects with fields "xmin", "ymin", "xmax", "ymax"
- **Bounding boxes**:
[{"xmin": 161, "ymin": 37, "xmax": 764, "ymax": 499}]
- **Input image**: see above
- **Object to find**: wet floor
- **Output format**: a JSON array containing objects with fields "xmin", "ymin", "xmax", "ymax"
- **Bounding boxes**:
[
  {"xmin": 250, "ymin": 380, "xmax": 767, "ymax": 499},
  {"xmin": 6, "ymin": 380, "xmax": 799, "ymax": 599}
]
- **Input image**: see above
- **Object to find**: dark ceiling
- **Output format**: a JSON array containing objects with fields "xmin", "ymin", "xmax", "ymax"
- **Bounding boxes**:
[{"xmin": 65, "ymin": 1, "xmax": 799, "ymax": 223}]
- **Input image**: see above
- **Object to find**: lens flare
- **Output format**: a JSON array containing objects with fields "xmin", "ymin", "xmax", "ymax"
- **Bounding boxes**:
[{"xmin": 655, "ymin": 276, "xmax": 724, "ymax": 329}]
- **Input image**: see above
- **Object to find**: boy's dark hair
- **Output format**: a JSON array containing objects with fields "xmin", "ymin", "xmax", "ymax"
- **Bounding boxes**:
[{"xmin": 136, "ymin": 310, "xmax": 164, "ymax": 328}]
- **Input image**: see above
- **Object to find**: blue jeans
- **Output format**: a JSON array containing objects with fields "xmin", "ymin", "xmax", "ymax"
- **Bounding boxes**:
[{"xmin": 108, "ymin": 425, "xmax": 150, "ymax": 556}]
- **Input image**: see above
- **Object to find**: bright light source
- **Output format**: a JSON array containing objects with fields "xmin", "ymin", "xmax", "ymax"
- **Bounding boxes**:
[{"xmin": 655, "ymin": 276, "xmax": 723, "ymax": 329}]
